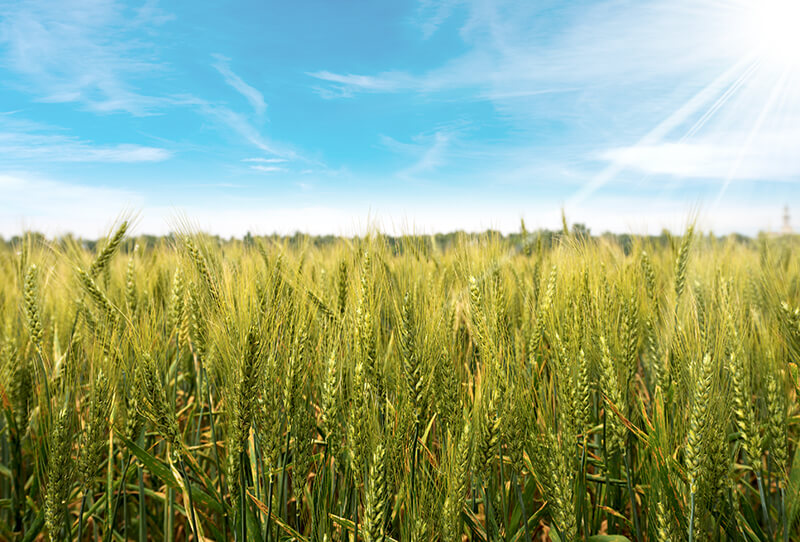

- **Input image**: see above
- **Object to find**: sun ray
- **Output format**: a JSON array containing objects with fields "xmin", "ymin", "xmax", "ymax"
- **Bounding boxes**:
[
  {"xmin": 567, "ymin": 53, "xmax": 759, "ymax": 208},
  {"xmin": 681, "ymin": 56, "xmax": 761, "ymax": 141},
  {"xmin": 574, "ymin": 0, "xmax": 800, "ymax": 214},
  {"xmin": 712, "ymin": 63, "xmax": 791, "ymax": 207}
]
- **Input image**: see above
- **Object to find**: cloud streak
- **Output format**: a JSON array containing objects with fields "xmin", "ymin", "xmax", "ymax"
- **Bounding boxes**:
[
  {"xmin": 0, "ymin": 112, "xmax": 172, "ymax": 163},
  {"xmin": 0, "ymin": 0, "xmax": 171, "ymax": 114},
  {"xmin": 600, "ymin": 133, "xmax": 800, "ymax": 181},
  {"xmin": 212, "ymin": 54, "xmax": 267, "ymax": 116},
  {"xmin": 250, "ymin": 165, "xmax": 284, "ymax": 173},
  {"xmin": 243, "ymin": 157, "xmax": 287, "ymax": 163},
  {"xmin": 381, "ymin": 130, "xmax": 455, "ymax": 180},
  {"xmin": 0, "ymin": 139, "xmax": 171, "ymax": 162},
  {"xmin": 309, "ymin": 71, "xmax": 415, "ymax": 94},
  {"xmin": 196, "ymin": 103, "xmax": 297, "ymax": 159}
]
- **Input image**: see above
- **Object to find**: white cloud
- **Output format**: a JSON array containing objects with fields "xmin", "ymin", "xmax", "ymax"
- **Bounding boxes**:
[
  {"xmin": 0, "ymin": 137, "xmax": 171, "ymax": 163},
  {"xmin": 414, "ymin": 0, "xmax": 463, "ymax": 39},
  {"xmin": 0, "ymin": 0, "xmax": 171, "ymax": 114},
  {"xmin": 308, "ymin": 71, "xmax": 414, "ymax": 94},
  {"xmin": 250, "ymin": 165, "xmax": 284, "ymax": 173},
  {"xmin": 199, "ymin": 104, "xmax": 297, "ymax": 159},
  {"xmin": 133, "ymin": 0, "xmax": 174, "ymax": 26},
  {"xmin": 212, "ymin": 54, "xmax": 267, "ymax": 116},
  {"xmin": 243, "ymin": 157, "xmax": 287, "ymax": 163},
  {"xmin": 0, "ymin": 119, "xmax": 172, "ymax": 163},
  {"xmin": 601, "ymin": 130, "xmax": 800, "ymax": 181},
  {"xmin": 380, "ymin": 130, "xmax": 454, "ymax": 180}
]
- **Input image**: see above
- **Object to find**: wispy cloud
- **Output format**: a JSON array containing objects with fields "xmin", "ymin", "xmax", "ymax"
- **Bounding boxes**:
[
  {"xmin": 197, "ymin": 103, "xmax": 297, "ymax": 159},
  {"xmin": 211, "ymin": 54, "xmax": 267, "ymax": 116},
  {"xmin": 0, "ymin": 0, "xmax": 172, "ymax": 115},
  {"xmin": 0, "ymin": 139, "xmax": 171, "ymax": 162},
  {"xmin": 0, "ymin": 113, "xmax": 171, "ymax": 163},
  {"xmin": 381, "ymin": 130, "xmax": 454, "ymax": 180},
  {"xmin": 413, "ymin": 0, "xmax": 463, "ymax": 39},
  {"xmin": 308, "ymin": 71, "xmax": 414, "ymax": 94},
  {"xmin": 250, "ymin": 165, "xmax": 285, "ymax": 173},
  {"xmin": 133, "ymin": 0, "xmax": 174, "ymax": 26},
  {"xmin": 243, "ymin": 157, "xmax": 287, "ymax": 164}
]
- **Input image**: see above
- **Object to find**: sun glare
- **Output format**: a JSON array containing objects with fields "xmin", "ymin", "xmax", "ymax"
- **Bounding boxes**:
[{"xmin": 743, "ymin": 0, "xmax": 800, "ymax": 67}]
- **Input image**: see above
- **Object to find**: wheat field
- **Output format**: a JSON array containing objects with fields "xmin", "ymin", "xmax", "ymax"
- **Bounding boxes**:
[{"xmin": 0, "ymin": 221, "xmax": 798, "ymax": 541}]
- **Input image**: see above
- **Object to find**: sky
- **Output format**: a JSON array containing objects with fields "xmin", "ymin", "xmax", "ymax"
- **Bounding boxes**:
[{"xmin": 1, "ymin": 0, "xmax": 799, "ymax": 238}]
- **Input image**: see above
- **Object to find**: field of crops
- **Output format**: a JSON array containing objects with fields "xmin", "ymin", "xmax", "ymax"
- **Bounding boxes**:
[{"xmin": 0, "ymin": 221, "xmax": 798, "ymax": 541}]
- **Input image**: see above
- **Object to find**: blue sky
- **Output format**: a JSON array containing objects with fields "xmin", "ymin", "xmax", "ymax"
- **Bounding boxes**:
[{"xmin": 1, "ymin": 0, "xmax": 799, "ymax": 237}]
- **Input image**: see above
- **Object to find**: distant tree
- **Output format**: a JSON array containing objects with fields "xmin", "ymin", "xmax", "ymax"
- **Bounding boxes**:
[
  {"xmin": 572, "ymin": 223, "xmax": 590, "ymax": 240},
  {"xmin": 243, "ymin": 231, "xmax": 255, "ymax": 247}
]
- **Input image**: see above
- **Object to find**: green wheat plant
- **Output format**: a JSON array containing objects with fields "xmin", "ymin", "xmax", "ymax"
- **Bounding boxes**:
[{"xmin": 0, "ymin": 221, "xmax": 797, "ymax": 541}]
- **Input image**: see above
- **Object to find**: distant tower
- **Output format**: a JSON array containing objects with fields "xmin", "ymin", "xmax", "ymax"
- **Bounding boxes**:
[{"xmin": 782, "ymin": 205, "xmax": 793, "ymax": 234}]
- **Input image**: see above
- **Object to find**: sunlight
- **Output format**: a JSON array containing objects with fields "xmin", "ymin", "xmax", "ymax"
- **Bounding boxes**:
[{"xmin": 742, "ymin": 0, "xmax": 800, "ymax": 67}]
